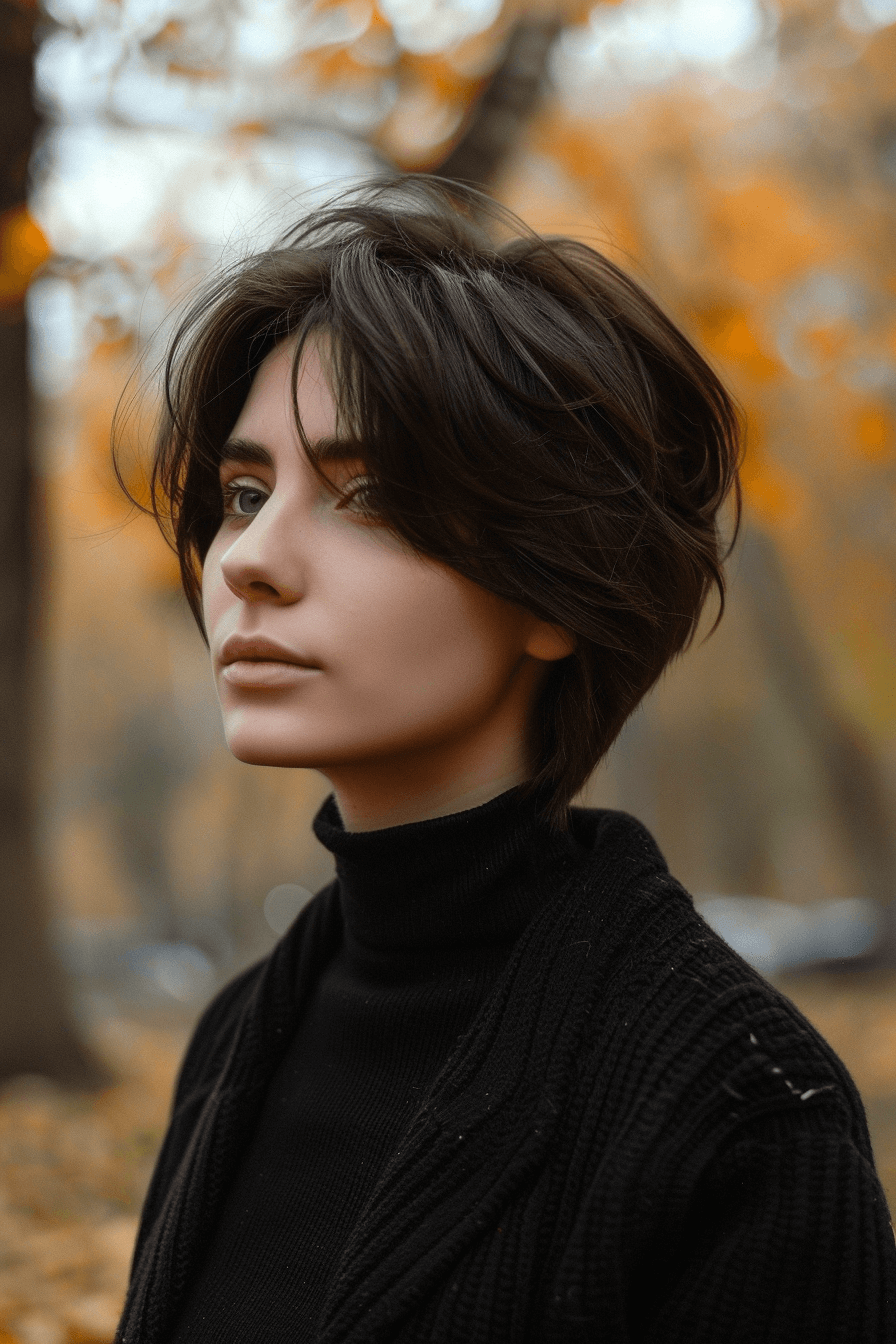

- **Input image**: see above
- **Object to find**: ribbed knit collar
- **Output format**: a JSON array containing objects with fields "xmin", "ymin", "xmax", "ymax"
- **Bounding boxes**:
[{"xmin": 311, "ymin": 784, "xmax": 581, "ymax": 954}]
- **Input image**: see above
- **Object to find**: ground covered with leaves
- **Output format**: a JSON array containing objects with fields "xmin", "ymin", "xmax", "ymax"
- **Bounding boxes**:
[
  {"xmin": 1, "ymin": 975, "xmax": 895, "ymax": 1343},
  {"xmin": 0, "ymin": 1015, "xmax": 189, "ymax": 1344}
]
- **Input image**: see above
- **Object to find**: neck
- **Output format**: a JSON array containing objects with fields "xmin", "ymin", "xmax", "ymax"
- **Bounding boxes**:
[
  {"xmin": 322, "ymin": 763, "xmax": 532, "ymax": 833},
  {"xmin": 317, "ymin": 693, "xmax": 542, "ymax": 832},
  {"xmin": 312, "ymin": 778, "xmax": 578, "ymax": 955}
]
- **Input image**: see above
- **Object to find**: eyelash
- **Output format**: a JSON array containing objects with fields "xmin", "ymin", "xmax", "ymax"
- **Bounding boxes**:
[
  {"xmin": 220, "ymin": 474, "xmax": 378, "ymax": 518},
  {"xmin": 334, "ymin": 474, "xmax": 378, "ymax": 515}
]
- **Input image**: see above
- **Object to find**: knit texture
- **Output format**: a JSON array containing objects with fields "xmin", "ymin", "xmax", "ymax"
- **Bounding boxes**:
[
  {"xmin": 116, "ymin": 793, "xmax": 896, "ymax": 1343},
  {"xmin": 168, "ymin": 785, "xmax": 580, "ymax": 1339}
]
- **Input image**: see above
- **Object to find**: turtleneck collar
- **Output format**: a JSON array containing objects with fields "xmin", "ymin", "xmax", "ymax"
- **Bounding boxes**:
[{"xmin": 311, "ymin": 784, "xmax": 583, "ymax": 955}]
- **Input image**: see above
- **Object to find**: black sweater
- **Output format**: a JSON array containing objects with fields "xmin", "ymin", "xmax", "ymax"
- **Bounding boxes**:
[
  {"xmin": 117, "ymin": 789, "xmax": 896, "ymax": 1343},
  {"xmin": 169, "ymin": 787, "xmax": 581, "ymax": 1338}
]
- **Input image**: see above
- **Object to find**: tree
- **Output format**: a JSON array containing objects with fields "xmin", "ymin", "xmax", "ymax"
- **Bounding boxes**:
[
  {"xmin": 437, "ymin": 16, "xmax": 564, "ymax": 190},
  {"xmin": 0, "ymin": 0, "xmax": 106, "ymax": 1085}
]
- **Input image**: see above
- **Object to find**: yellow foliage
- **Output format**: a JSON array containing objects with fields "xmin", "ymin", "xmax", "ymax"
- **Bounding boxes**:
[
  {"xmin": 144, "ymin": 18, "xmax": 183, "ymax": 49},
  {"xmin": 0, "ymin": 207, "xmax": 51, "ymax": 306},
  {"xmin": 166, "ymin": 60, "xmax": 224, "ymax": 80},
  {"xmin": 694, "ymin": 306, "xmax": 780, "ymax": 382},
  {"xmin": 855, "ymin": 408, "xmax": 893, "ymax": 462},
  {"xmin": 839, "ymin": 611, "xmax": 896, "ymax": 736},
  {"xmin": 802, "ymin": 322, "xmax": 850, "ymax": 368},
  {"xmin": 230, "ymin": 120, "xmax": 269, "ymax": 137},
  {"xmin": 397, "ymin": 50, "xmax": 481, "ymax": 103},
  {"xmin": 547, "ymin": 118, "xmax": 623, "ymax": 191},
  {"xmin": 305, "ymin": 44, "xmax": 381, "ymax": 85},
  {"xmin": 0, "ymin": 1017, "xmax": 186, "ymax": 1341},
  {"xmin": 708, "ymin": 181, "xmax": 829, "ymax": 290},
  {"xmin": 739, "ymin": 420, "xmax": 804, "ymax": 527}
]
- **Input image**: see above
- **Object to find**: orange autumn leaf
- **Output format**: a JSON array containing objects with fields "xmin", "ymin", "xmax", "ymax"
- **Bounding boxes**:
[
  {"xmin": 694, "ymin": 307, "xmax": 780, "ymax": 382},
  {"xmin": 856, "ymin": 408, "xmax": 894, "ymax": 462},
  {"xmin": 708, "ymin": 180, "xmax": 830, "ymax": 291},
  {"xmin": 0, "ymin": 206, "xmax": 51, "ymax": 305}
]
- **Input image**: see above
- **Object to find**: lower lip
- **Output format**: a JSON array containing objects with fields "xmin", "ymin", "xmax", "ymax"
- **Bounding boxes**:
[{"xmin": 221, "ymin": 660, "xmax": 321, "ymax": 689}]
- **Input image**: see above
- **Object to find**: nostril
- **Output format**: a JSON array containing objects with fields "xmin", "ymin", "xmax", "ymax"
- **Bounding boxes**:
[{"xmin": 223, "ymin": 570, "xmax": 302, "ymax": 604}]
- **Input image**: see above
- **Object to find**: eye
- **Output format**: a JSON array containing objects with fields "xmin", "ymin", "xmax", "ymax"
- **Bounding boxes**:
[
  {"xmin": 335, "ymin": 474, "xmax": 380, "ymax": 517},
  {"xmin": 222, "ymin": 475, "xmax": 269, "ymax": 518}
]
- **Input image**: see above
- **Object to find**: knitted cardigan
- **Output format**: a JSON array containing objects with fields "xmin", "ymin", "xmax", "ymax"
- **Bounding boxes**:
[{"xmin": 115, "ymin": 806, "xmax": 896, "ymax": 1343}]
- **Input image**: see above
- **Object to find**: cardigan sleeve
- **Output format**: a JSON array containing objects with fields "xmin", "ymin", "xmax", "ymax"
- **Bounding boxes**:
[
  {"xmin": 638, "ymin": 1103, "xmax": 896, "ymax": 1343},
  {"xmin": 127, "ymin": 960, "xmax": 264, "ymax": 1274}
]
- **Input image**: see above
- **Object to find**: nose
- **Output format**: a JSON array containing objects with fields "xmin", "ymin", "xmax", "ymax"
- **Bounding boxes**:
[{"xmin": 218, "ymin": 494, "xmax": 303, "ymax": 605}]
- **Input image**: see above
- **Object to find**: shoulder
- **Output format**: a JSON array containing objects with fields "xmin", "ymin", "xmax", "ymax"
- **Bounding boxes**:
[
  {"xmin": 171, "ymin": 879, "xmax": 342, "ymax": 1110},
  {"xmin": 171, "ymin": 958, "xmax": 267, "ymax": 1105},
  {"xmin": 564, "ymin": 807, "xmax": 872, "ymax": 1158}
]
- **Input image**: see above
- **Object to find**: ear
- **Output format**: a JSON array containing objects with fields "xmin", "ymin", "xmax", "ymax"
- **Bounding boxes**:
[{"xmin": 524, "ymin": 619, "xmax": 577, "ymax": 662}]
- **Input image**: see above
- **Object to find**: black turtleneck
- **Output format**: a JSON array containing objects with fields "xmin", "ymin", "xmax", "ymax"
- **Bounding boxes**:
[{"xmin": 169, "ymin": 785, "xmax": 584, "ymax": 1341}]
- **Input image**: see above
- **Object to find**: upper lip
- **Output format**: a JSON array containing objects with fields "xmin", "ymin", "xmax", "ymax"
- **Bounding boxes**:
[{"xmin": 219, "ymin": 635, "xmax": 320, "ymax": 668}]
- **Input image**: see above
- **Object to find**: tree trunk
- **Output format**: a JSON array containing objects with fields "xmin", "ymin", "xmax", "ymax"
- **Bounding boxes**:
[
  {"xmin": 436, "ymin": 17, "xmax": 563, "ymax": 190},
  {"xmin": 0, "ymin": 0, "xmax": 107, "ymax": 1086},
  {"xmin": 737, "ymin": 524, "xmax": 896, "ymax": 962}
]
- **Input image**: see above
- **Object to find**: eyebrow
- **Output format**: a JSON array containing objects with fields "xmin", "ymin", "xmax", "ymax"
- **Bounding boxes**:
[
  {"xmin": 219, "ymin": 436, "xmax": 365, "ymax": 470},
  {"xmin": 219, "ymin": 438, "xmax": 274, "ymax": 470}
]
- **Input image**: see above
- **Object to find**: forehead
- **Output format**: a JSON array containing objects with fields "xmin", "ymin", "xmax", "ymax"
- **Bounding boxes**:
[
  {"xmin": 234, "ymin": 336, "xmax": 338, "ymax": 445},
  {"xmin": 221, "ymin": 334, "xmax": 364, "ymax": 474}
]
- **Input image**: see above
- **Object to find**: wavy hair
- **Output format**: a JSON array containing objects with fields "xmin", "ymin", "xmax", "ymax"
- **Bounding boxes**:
[{"xmin": 118, "ymin": 174, "xmax": 742, "ymax": 830}]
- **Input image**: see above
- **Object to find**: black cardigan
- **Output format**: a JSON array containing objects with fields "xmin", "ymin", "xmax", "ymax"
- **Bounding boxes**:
[{"xmin": 116, "ymin": 805, "xmax": 896, "ymax": 1342}]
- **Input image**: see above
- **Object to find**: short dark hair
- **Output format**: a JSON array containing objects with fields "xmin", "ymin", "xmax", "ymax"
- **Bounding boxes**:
[{"xmin": 124, "ymin": 174, "xmax": 741, "ymax": 830}]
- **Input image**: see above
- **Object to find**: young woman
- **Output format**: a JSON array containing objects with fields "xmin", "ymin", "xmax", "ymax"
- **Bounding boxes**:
[{"xmin": 115, "ymin": 176, "xmax": 895, "ymax": 1343}]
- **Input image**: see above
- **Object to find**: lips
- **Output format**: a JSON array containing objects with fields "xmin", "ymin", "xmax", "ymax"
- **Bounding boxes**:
[
  {"xmin": 219, "ymin": 634, "xmax": 319, "ymax": 669},
  {"xmin": 218, "ymin": 635, "xmax": 321, "ymax": 689}
]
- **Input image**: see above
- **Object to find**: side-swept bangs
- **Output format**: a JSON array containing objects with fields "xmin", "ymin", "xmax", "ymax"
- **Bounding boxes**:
[{"xmin": 124, "ymin": 174, "xmax": 741, "ymax": 830}]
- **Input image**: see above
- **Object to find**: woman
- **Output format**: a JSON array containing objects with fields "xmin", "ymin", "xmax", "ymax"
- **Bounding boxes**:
[{"xmin": 115, "ymin": 176, "xmax": 895, "ymax": 1342}]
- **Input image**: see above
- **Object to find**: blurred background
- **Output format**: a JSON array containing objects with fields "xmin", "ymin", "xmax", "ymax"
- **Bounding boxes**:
[{"xmin": 1, "ymin": 0, "xmax": 896, "ymax": 1336}]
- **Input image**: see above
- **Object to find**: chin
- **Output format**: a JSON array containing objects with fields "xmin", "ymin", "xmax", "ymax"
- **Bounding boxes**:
[
  {"xmin": 222, "ymin": 713, "xmax": 364, "ymax": 771},
  {"xmin": 221, "ymin": 710, "xmax": 312, "ymax": 768},
  {"xmin": 225, "ymin": 730, "xmax": 317, "ymax": 769},
  {"xmin": 222, "ymin": 714, "xmax": 438, "ymax": 775}
]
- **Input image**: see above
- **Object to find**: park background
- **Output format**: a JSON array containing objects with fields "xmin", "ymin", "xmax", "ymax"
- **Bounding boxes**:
[{"xmin": 2, "ymin": 0, "xmax": 896, "ymax": 1336}]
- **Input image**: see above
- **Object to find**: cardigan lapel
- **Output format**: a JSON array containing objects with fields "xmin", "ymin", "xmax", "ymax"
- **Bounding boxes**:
[
  {"xmin": 117, "ymin": 883, "xmax": 344, "ymax": 1344},
  {"xmin": 317, "ymin": 812, "xmax": 656, "ymax": 1344}
]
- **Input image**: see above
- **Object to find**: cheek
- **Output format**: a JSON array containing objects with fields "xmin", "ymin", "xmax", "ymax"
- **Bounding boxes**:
[
  {"xmin": 343, "ymin": 560, "xmax": 518, "ymax": 702},
  {"xmin": 200, "ymin": 542, "xmax": 230, "ymax": 631}
]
